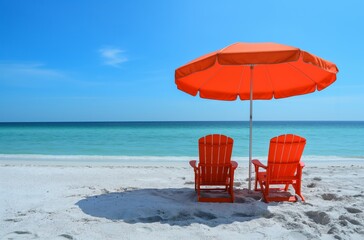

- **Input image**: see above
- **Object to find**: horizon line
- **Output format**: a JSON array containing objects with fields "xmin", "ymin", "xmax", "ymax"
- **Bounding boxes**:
[{"xmin": 1, "ymin": 120, "xmax": 364, "ymax": 124}]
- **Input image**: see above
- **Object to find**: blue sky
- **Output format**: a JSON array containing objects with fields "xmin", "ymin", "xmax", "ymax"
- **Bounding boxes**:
[{"xmin": 0, "ymin": 0, "xmax": 363, "ymax": 122}]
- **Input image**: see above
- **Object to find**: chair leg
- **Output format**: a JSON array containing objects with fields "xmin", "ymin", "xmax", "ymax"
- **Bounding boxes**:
[
  {"xmin": 257, "ymin": 178, "xmax": 268, "ymax": 202},
  {"xmin": 230, "ymin": 180, "xmax": 234, "ymax": 203},
  {"xmin": 194, "ymin": 171, "xmax": 197, "ymax": 191},
  {"xmin": 297, "ymin": 193, "xmax": 305, "ymax": 202},
  {"xmin": 261, "ymin": 182, "xmax": 269, "ymax": 203},
  {"xmin": 253, "ymin": 165, "xmax": 262, "ymax": 191},
  {"xmin": 293, "ymin": 182, "xmax": 305, "ymax": 201},
  {"xmin": 230, "ymin": 188, "xmax": 234, "ymax": 203}
]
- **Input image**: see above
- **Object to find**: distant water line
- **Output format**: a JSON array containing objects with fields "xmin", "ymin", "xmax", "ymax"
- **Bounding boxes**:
[{"xmin": 0, "ymin": 121, "xmax": 363, "ymax": 161}]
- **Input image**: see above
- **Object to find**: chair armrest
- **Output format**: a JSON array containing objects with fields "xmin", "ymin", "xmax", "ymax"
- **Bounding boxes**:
[
  {"xmin": 252, "ymin": 159, "xmax": 267, "ymax": 169},
  {"xmin": 231, "ymin": 161, "xmax": 238, "ymax": 170},
  {"xmin": 297, "ymin": 161, "xmax": 305, "ymax": 179},
  {"xmin": 189, "ymin": 160, "xmax": 198, "ymax": 170}
]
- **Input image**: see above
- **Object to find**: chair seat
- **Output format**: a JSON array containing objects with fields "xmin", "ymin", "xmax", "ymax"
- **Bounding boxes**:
[
  {"xmin": 199, "ymin": 180, "xmax": 229, "ymax": 186},
  {"xmin": 257, "ymin": 172, "xmax": 297, "ymax": 184}
]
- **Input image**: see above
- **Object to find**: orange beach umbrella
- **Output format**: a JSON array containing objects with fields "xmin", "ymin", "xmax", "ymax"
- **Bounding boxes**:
[{"xmin": 175, "ymin": 42, "xmax": 338, "ymax": 190}]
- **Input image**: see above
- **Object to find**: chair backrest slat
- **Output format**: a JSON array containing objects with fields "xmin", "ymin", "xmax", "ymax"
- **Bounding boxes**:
[
  {"xmin": 267, "ymin": 134, "xmax": 306, "ymax": 181},
  {"xmin": 199, "ymin": 134, "xmax": 233, "ymax": 183}
]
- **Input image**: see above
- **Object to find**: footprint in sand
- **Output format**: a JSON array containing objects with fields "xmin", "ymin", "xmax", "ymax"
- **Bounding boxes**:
[
  {"xmin": 101, "ymin": 188, "xmax": 110, "ymax": 194},
  {"xmin": 231, "ymin": 212, "xmax": 255, "ymax": 218},
  {"xmin": 339, "ymin": 215, "xmax": 362, "ymax": 226},
  {"xmin": 4, "ymin": 218, "xmax": 22, "ymax": 222},
  {"xmin": 59, "ymin": 234, "xmax": 74, "ymax": 239},
  {"xmin": 262, "ymin": 211, "xmax": 274, "ymax": 219},
  {"xmin": 170, "ymin": 212, "xmax": 193, "ymax": 221},
  {"xmin": 321, "ymin": 193, "xmax": 342, "ymax": 201},
  {"xmin": 345, "ymin": 207, "xmax": 362, "ymax": 213},
  {"xmin": 339, "ymin": 219, "xmax": 348, "ymax": 227},
  {"xmin": 284, "ymin": 222, "xmax": 302, "ymax": 230},
  {"xmin": 328, "ymin": 229, "xmax": 343, "ymax": 240},
  {"xmin": 136, "ymin": 226, "xmax": 153, "ymax": 233},
  {"xmin": 327, "ymin": 226, "xmax": 340, "ymax": 235},
  {"xmin": 313, "ymin": 177, "xmax": 322, "ymax": 181},
  {"xmin": 184, "ymin": 181, "xmax": 194, "ymax": 185},
  {"xmin": 305, "ymin": 211, "xmax": 331, "ymax": 225},
  {"xmin": 138, "ymin": 215, "xmax": 164, "ymax": 223},
  {"xmin": 4, "ymin": 231, "xmax": 37, "ymax": 239},
  {"xmin": 273, "ymin": 213, "xmax": 287, "ymax": 221},
  {"xmin": 307, "ymin": 183, "xmax": 316, "ymax": 188},
  {"xmin": 353, "ymin": 194, "xmax": 363, "ymax": 198},
  {"xmin": 13, "ymin": 231, "xmax": 32, "ymax": 234},
  {"xmin": 193, "ymin": 211, "xmax": 217, "ymax": 220}
]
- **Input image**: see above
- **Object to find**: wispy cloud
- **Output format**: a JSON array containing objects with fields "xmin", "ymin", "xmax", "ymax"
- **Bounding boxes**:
[
  {"xmin": 99, "ymin": 47, "xmax": 127, "ymax": 68},
  {"xmin": 0, "ymin": 62, "xmax": 64, "ymax": 79},
  {"xmin": 0, "ymin": 62, "xmax": 66, "ymax": 87}
]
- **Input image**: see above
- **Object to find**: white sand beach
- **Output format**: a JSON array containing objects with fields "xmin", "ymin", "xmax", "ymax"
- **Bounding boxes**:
[{"xmin": 1, "ymin": 161, "xmax": 363, "ymax": 240}]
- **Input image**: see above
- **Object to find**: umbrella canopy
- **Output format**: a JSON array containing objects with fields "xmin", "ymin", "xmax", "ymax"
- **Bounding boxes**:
[
  {"xmin": 176, "ymin": 42, "xmax": 338, "ymax": 100},
  {"xmin": 175, "ymin": 42, "xmax": 339, "ymax": 190}
]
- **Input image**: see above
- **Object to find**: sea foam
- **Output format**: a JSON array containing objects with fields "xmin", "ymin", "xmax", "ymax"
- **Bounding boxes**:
[{"xmin": 0, "ymin": 154, "xmax": 362, "ymax": 165}]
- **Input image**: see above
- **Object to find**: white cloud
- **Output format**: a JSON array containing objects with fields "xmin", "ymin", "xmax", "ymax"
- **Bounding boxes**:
[
  {"xmin": 99, "ymin": 47, "xmax": 127, "ymax": 67},
  {"xmin": 0, "ymin": 62, "xmax": 67, "ymax": 87},
  {"xmin": 0, "ymin": 63, "xmax": 63, "ymax": 78}
]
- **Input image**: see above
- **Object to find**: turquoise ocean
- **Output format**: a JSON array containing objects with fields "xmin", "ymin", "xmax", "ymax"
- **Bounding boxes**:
[{"xmin": 0, "ymin": 121, "xmax": 363, "ymax": 164}]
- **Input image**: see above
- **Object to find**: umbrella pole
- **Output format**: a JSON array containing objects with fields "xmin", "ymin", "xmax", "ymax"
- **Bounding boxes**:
[{"xmin": 249, "ymin": 64, "xmax": 254, "ymax": 191}]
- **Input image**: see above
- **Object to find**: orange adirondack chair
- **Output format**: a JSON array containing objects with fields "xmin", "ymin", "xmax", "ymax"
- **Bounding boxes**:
[
  {"xmin": 252, "ymin": 134, "xmax": 306, "ymax": 203},
  {"xmin": 189, "ymin": 134, "xmax": 238, "ymax": 203}
]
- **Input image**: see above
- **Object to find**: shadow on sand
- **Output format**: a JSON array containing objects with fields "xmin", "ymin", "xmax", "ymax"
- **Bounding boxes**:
[{"xmin": 76, "ymin": 188, "xmax": 272, "ymax": 227}]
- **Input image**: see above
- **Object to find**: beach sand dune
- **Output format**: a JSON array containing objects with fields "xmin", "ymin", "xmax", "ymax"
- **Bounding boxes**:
[{"xmin": 1, "ymin": 163, "xmax": 363, "ymax": 239}]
